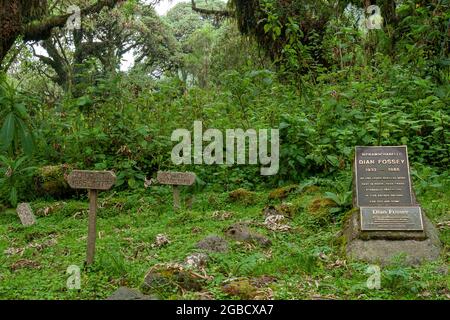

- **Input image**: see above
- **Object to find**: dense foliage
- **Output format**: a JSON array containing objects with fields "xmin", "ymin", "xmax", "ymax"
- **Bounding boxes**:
[
  {"xmin": 1, "ymin": 0, "xmax": 448, "ymax": 205},
  {"xmin": 0, "ymin": 0, "xmax": 448, "ymax": 301}
]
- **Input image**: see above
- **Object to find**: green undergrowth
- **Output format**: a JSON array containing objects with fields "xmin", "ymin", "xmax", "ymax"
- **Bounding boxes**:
[{"xmin": 0, "ymin": 173, "xmax": 448, "ymax": 300}]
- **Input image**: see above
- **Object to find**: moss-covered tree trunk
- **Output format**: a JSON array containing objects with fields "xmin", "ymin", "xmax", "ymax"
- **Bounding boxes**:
[{"xmin": 0, "ymin": 0, "xmax": 121, "ymax": 64}]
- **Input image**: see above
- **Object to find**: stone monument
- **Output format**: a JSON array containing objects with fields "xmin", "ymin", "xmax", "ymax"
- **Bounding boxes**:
[{"xmin": 344, "ymin": 146, "xmax": 441, "ymax": 265}]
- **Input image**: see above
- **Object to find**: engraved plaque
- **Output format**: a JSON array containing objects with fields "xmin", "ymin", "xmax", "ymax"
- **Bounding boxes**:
[
  {"xmin": 355, "ymin": 146, "xmax": 413, "ymax": 207},
  {"xmin": 157, "ymin": 171, "xmax": 196, "ymax": 186},
  {"xmin": 360, "ymin": 207, "xmax": 424, "ymax": 231},
  {"xmin": 67, "ymin": 170, "xmax": 116, "ymax": 190}
]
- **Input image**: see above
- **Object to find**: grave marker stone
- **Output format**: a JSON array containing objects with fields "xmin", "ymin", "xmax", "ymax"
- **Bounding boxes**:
[
  {"xmin": 16, "ymin": 203, "xmax": 36, "ymax": 226},
  {"xmin": 67, "ymin": 170, "xmax": 116, "ymax": 265},
  {"xmin": 344, "ymin": 146, "xmax": 441, "ymax": 265},
  {"xmin": 354, "ymin": 146, "xmax": 423, "ymax": 232},
  {"xmin": 157, "ymin": 171, "xmax": 196, "ymax": 210}
]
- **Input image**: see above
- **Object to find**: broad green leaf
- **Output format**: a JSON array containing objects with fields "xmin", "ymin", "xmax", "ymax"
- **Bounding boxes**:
[
  {"xmin": 0, "ymin": 112, "xmax": 15, "ymax": 147},
  {"xmin": 10, "ymin": 187, "xmax": 18, "ymax": 207}
]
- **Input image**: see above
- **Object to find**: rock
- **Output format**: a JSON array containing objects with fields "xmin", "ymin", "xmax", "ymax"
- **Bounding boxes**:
[
  {"xmin": 16, "ymin": 203, "xmax": 36, "ymax": 226},
  {"xmin": 107, "ymin": 287, "xmax": 157, "ymax": 300},
  {"xmin": 222, "ymin": 279, "xmax": 259, "ymax": 300},
  {"xmin": 268, "ymin": 185, "xmax": 297, "ymax": 200},
  {"xmin": 344, "ymin": 211, "xmax": 442, "ymax": 266},
  {"xmin": 196, "ymin": 235, "xmax": 229, "ymax": 253},
  {"xmin": 222, "ymin": 277, "xmax": 276, "ymax": 300},
  {"xmin": 184, "ymin": 253, "xmax": 209, "ymax": 269},
  {"xmin": 307, "ymin": 197, "xmax": 335, "ymax": 214},
  {"xmin": 192, "ymin": 291, "xmax": 215, "ymax": 300},
  {"xmin": 250, "ymin": 275, "xmax": 277, "ymax": 288},
  {"xmin": 228, "ymin": 188, "xmax": 256, "ymax": 205},
  {"xmin": 142, "ymin": 264, "xmax": 206, "ymax": 293},
  {"xmin": 33, "ymin": 164, "xmax": 74, "ymax": 198},
  {"xmin": 225, "ymin": 223, "xmax": 271, "ymax": 247},
  {"xmin": 306, "ymin": 197, "xmax": 336, "ymax": 225},
  {"xmin": 302, "ymin": 185, "xmax": 320, "ymax": 194}
]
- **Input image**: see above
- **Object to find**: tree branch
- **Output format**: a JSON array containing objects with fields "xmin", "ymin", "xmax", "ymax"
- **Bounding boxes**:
[
  {"xmin": 191, "ymin": 0, "xmax": 232, "ymax": 18},
  {"xmin": 22, "ymin": 0, "xmax": 123, "ymax": 41}
]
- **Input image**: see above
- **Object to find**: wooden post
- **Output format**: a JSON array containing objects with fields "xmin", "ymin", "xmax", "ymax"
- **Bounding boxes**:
[
  {"xmin": 173, "ymin": 185, "xmax": 181, "ymax": 211},
  {"xmin": 86, "ymin": 189, "xmax": 98, "ymax": 265},
  {"xmin": 67, "ymin": 170, "xmax": 116, "ymax": 266},
  {"xmin": 157, "ymin": 171, "xmax": 196, "ymax": 211},
  {"xmin": 186, "ymin": 195, "xmax": 195, "ymax": 209}
]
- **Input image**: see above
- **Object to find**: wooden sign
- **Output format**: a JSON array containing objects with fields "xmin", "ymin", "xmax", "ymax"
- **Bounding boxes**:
[
  {"xmin": 157, "ymin": 171, "xmax": 196, "ymax": 210},
  {"xmin": 16, "ymin": 203, "xmax": 36, "ymax": 226},
  {"xmin": 67, "ymin": 170, "xmax": 116, "ymax": 265},
  {"xmin": 67, "ymin": 170, "xmax": 116, "ymax": 190},
  {"xmin": 157, "ymin": 171, "xmax": 196, "ymax": 186}
]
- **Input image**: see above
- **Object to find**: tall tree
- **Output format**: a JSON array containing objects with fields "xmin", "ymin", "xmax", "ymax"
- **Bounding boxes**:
[{"xmin": 0, "ymin": 0, "xmax": 123, "ymax": 64}]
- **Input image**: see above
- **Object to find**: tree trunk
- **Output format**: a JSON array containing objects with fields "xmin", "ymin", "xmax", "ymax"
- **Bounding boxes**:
[
  {"xmin": 0, "ymin": 0, "xmax": 23, "ymax": 63},
  {"xmin": 0, "ymin": 0, "xmax": 121, "ymax": 65}
]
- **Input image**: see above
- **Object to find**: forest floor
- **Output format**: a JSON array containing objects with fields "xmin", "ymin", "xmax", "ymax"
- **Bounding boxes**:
[{"xmin": 0, "ymin": 176, "xmax": 449, "ymax": 300}]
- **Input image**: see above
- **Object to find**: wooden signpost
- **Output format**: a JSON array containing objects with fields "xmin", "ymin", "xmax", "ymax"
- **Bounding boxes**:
[
  {"xmin": 157, "ymin": 171, "xmax": 196, "ymax": 210},
  {"xmin": 67, "ymin": 170, "xmax": 116, "ymax": 265}
]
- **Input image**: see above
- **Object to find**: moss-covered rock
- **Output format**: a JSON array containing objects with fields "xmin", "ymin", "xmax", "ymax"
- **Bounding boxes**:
[
  {"xmin": 196, "ymin": 235, "xmax": 229, "ymax": 253},
  {"xmin": 303, "ymin": 185, "xmax": 320, "ymax": 194},
  {"xmin": 33, "ymin": 164, "xmax": 75, "ymax": 198},
  {"xmin": 306, "ymin": 196, "xmax": 335, "ymax": 224},
  {"xmin": 268, "ymin": 185, "xmax": 297, "ymax": 200},
  {"xmin": 228, "ymin": 188, "xmax": 257, "ymax": 205},
  {"xmin": 222, "ymin": 276, "xmax": 276, "ymax": 299},
  {"xmin": 222, "ymin": 279, "xmax": 258, "ymax": 299},
  {"xmin": 142, "ymin": 264, "xmax": 206, "ymax": 294},
  {"xmin": 106, "ymin": 287, "xmax": 157, "ymax": 300}
]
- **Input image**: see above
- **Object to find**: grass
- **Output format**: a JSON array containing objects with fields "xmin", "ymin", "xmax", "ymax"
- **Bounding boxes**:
[{"xmin": 0, "ymin": 171, "xmax": 449, "ymax": 300}]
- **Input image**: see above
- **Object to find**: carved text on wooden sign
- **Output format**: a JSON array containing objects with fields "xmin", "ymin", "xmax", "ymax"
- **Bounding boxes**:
[
  {"xmin": 67, "ymin": 170, "xmax": 116, "ymax": 190},
  {"xmin": 157, "ymin": 171, "xmax": 196, "ymax": 186}
]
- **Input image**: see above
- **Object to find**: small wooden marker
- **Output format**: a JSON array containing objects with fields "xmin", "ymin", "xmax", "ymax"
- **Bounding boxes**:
[
  {"xmin": 67, "ymin": 170, "xmax": 116, "ymax": 265},
  {"xmin": 156, "ymin": 171, "xmax": 196, "ymax": 210}
]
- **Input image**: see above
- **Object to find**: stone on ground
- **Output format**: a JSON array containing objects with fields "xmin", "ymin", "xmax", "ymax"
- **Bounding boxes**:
[
  {"xmin": 107, "ymin": 287, "xmax": 157, "ymax": 300},
  {"xmin": 225, "ymin": 223, "xmax": 271, "ymax": 247},
  {"xmin": 196, "ymin": 235, "xmax": 229, "ymax": 253},
  {"xmin": 344, "ymin": 211, "xmax": 442, "ymax": 265}
]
